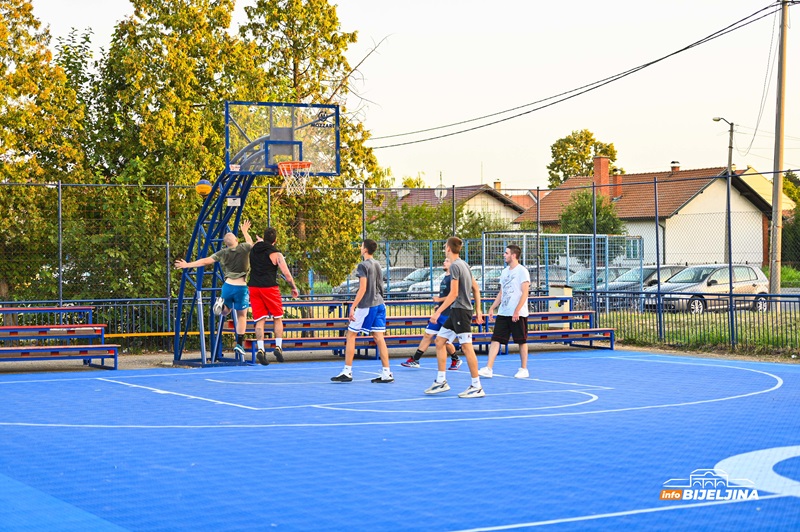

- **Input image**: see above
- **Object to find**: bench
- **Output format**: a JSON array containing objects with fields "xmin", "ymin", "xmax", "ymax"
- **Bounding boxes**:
[
  {"xmin": 0, "ymin": 305, "xmax": 95, "ymax": 325},
  {"xmin": 0, "ymin": 310, "xmax": 117, "ymax": 370},
  {"xmin": 229, "ymin": 308, "xmax": 611, "ymax": 362},
  {"xmin": 0, "ymin": 344, "xmax": 119, "ymax": 369},
  {"xmin": 0, "ymin": 324, "xmax": 106, "ymax": 342}
]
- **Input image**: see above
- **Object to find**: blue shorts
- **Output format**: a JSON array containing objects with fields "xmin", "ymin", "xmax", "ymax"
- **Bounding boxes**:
[
  {"xmin": 349, "ymin": 305, "xmax": 387, "ymax": 334},
  {"xmin": 424, "ymin": 312, "xmax": 451, "ymax": 336},
  {"xmin": 221, "ymin": 283, "xmax": 250, "ymax": 312}
]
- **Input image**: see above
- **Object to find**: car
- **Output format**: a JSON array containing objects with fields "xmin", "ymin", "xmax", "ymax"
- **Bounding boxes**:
[
  {"xmin": 331, "ymin": 266, "xmax": 416, "ymax": 296},
  {"xmin": 471, "ymin": 265, "xmax": 504, "ymax": 294},
  {"xmin": 482, "ymin": 264, "xmax": 575, "ymax": 295},
  {"xmin": 408, "ymin": 271, "xmax": 449, "ymax": 298},
  {"xmin": 642, "ymin": 264, "xmax": 769, "ymax": 314},
  {"xmin": 596, "ymin": 265, "xmax": 686, "ymax": 310},
  {"xmin": 567, "ymin": 267, "xmax": 630, "ymax": 291},
  {"xmin": 386, "ymin": 267, "xmax": 444, "ymax": 297}
]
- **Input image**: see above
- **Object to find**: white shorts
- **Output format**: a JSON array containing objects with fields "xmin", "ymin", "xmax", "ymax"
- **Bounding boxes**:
[{"xmin": 437, "ymin": 327, "xmax": 472, "ymax": 345}]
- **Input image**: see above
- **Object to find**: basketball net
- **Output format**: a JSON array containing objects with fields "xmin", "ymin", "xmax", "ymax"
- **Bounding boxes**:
[{"xmin": 277, "ymin": 161, "xmax": 312, "ymax": 195}]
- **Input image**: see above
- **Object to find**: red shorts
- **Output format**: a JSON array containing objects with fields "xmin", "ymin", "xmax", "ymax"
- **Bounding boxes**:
[{"xmin": 249, "ymin": 286, "xmax": 284, "ymax": 321}]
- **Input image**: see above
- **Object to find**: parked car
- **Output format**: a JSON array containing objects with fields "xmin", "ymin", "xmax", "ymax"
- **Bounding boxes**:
[
  {"xmin": 642, "ymin": 264, "xmax": 769, "ymax": 314},
  {"xmin": 471, "ymin": 265, "xmax": 504, "ymax": 294},
  {"xmin": 331, "ymin": 266, "xmax": 416, "ymax": 296},
  {"xmin": 482, "ymin": 264, "xmax": 575, "ymax": 295},
  {"xmin": 408, "ymin": 271, "xmax": 449, "ymax": 298},
  {"xmin": 568, "ymin": 267, "xmax": 630, "ymax": 291},
  {"xmin": 597, "ymin": 265, "xmax": 686, "ymax": 310},
  {"xmin": 386, "ymin": 267, "xmax": 444, "ymax": 297}
]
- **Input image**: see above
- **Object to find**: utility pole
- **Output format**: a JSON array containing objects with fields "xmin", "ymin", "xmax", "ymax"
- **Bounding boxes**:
[{"xmin": 769, "ymin": 0, "xmax": 788, "ymax": 294}]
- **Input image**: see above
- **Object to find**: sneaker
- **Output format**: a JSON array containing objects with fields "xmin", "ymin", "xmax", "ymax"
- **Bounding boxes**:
[
  {"xmin": 514, "ymin": 368, "xmax": 530, "ymax": 379},
  {"xmin": 401, "ymin": 358, "xmax": 420, "ymax": 368},
  {"xmin": 478, "ymin": 366, "xmax": 493, "ymax": 378},
  {"xmin": 371, "ymin": 374, "xmax": 394, "ymax": 383},
  {"xmin": 212, "ymin": 297, "xmax": 224, "ymax": 316},
  {"xmin": 234, "ymin": 344, "xmax": 246, "ymax": 359},
  {"xmin": 256, "ymin": 349, "xmax": 269, "ymax": 366},
  {"xmin": 448, "ymin": 358, "xmax": 463, "ymax": 370},
  {"xmin": 273, "ymin": 346, "xmax": 284, "ymax": 363},
  {"xmin": 331, "ymin": 373, "xmax": 353, "ymax": 382},
  {"xmin": 458, "ymin": 385, "xmax": 486, "ymax": 398},
  {"xmin": 424, "ymin": 381, "xmax": 450, "ymax": 395}
]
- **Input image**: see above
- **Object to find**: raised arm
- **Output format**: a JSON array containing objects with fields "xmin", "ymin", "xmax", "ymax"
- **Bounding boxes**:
[
  {"xmin": 174, "ymin": 256, "xmax": 216, "ymax": 269},
  {"xmin": 240, "ymin": 219, "xmax": 253, "ymax": 245}
]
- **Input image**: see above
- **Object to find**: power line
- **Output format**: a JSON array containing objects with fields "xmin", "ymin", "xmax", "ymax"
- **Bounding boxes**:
[{"xmin": 368, "ymin": 2, "xmax": 784, "ymax": 150}]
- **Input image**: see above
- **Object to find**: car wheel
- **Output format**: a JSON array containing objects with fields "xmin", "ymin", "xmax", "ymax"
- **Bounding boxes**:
[
  {"xmin": 688, "ymin": 296, "xmax": 705, "ymax": 315},
  {"xmin": 751, "ymin": 295, "xmax": 769, "ymax": 312}
]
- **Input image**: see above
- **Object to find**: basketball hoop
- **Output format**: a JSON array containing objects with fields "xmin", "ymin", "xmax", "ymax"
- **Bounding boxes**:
[{"xmin": 277, "ymin": 161, "xmax": 312, "ymax": 195}]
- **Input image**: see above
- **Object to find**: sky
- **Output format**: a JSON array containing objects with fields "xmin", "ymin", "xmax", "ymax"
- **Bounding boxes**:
[{"xmin": 30, "ymin": 0, "xmax": 800, "ymax": 191}]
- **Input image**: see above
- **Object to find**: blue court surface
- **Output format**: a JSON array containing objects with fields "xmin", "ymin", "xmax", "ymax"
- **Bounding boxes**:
[{"xmin": 1, "ymin": 349, "xmax": 799, "ymax": 531}]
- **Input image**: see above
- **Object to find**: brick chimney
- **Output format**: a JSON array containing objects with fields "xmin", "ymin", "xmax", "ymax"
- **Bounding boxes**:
[
  {"xmin": 670, "ymin": 161, "xmax": 680, "ymax": 172},
  {"xmin": 593, "ymin": 156, "xmax": 610, "ymax": 194},
  {"xmin": 611, "ymin": 173, "xmax": 622, "ymax": 198},
  {"xmin": 493, "ymin": 180, "xmax": 501, "ymax": 192}
]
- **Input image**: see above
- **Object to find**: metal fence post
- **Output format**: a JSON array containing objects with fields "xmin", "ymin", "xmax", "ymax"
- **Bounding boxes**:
[
  {"xmin": 451, "ymin": 185, "xmax": 456, "ymax": 236},
  {"xmin": 267, "ymin": 183, "xmax": 272, "ymax": 227},
  {"xmin": 362, "ymin": 184, "xmax": 367, "ymax": 241},
  {"xmin": 166, "ymin": 182, "xmax": 171, "ymax": 331},
  {"xmin": 654, "ymin": 176, "xmax": 664, "ymax": 341},
  {"xmin": 58, "ymin": 180, "xmax": 63, "ymax": 307}
]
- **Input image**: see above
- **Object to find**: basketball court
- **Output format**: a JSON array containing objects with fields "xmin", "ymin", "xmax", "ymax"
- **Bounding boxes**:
[{"xmin": 1, "ymin": 349, "xmax": 798, "ymax": 530}]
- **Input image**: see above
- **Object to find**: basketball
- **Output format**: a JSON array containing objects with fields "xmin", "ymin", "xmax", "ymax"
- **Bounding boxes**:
[{"xmin": 195, "ymin": 179, "xmax": 212, "ymax": 196}]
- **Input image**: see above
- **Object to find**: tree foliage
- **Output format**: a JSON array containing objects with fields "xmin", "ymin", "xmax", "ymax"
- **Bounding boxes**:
[
  {"xmin": 547, "ymin": 129, "xmax": 623, "ymax": 188},
  {"xmin": 558, "ymin": 190, "xmax": 626, "ymax": 266}
]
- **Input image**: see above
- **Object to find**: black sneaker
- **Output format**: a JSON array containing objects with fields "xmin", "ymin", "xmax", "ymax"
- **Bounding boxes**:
[
  {"xmin": 256, "ymin": 349, "xmax": 269, "ymax": 366},
  {"xmin": 371, "ymin": 374, "xmax": 394, "ymax": 383},
  {"xmin": 331, "ymin": 373, "xmax": 353, "ymax": 382},
  {"xmin": 273, "ymin": 346, "xmax": 284, "ymax": 363}
]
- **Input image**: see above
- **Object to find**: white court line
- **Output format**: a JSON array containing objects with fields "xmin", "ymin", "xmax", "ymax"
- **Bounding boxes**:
[
  {"xmin": 315, "ymin": 391, "xmax": 598, "ymax": 413},
  {"xmin": 0, "ymin": 358, "xmax": 784, "ymax": 428},
  {"xmin": 450, "ymin": 494, "xmax": 788, "ymax": 531},
  {"xmin": 97, "ymin": 378, "xmax": 261, "ymax": 410}
]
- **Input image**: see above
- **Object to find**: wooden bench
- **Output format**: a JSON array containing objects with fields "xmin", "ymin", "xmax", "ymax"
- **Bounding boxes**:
[
  {"xmin": 0, "ymin": 344, "xmax": 119, "ymax": 369},
  {"xmin": 0, "ymin": 324, "xmax": 106, "ymax": 342},
  {"xmin": 0, "ymin": 306, "xmax": 95, "ymax": 325}
]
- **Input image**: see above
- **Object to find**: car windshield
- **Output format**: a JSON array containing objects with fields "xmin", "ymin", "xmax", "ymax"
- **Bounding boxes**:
[
  {"xmin": 569, "ymin": 269, "xmax": 595, "ymax": 283},
  {"xmin": 614, "ymin": 267, "xmax": 657, "ymax": 283},
  {"xmin": 404, "ymin": 269, "xmax": 432, "ymax": 282},
  {"xmin": 666, "ymin": 266, "xmax": 718, "ymax": 284}
]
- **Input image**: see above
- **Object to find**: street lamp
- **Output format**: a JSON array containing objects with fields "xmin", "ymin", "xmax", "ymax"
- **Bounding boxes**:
[{"xmin": 713, "ymin": 116, "xmax": 736, "ymax": 346}]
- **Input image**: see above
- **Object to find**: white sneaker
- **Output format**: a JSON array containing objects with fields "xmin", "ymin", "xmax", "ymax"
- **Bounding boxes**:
[
  {"xmin": 458, "ymin": 385, "xmax": 486, "ymax": 398},
  {"xmin": 514, "ymin": 368, "xmax": 530, "ymax": 379},
  {"xmin": 478, "ymin": 366, "xmax": 493, "ymax": 378},
  {"xmin": 424, "ymin": 381, "xmax": 450, "ymax": 395},
  {"xmin": 212, "ymin": 297, "xmax": 224, "ymax": 316}
]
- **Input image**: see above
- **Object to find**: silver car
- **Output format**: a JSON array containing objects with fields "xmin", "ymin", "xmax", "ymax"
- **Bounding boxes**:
[{"xmin": 643, "ymin": 264, "xmax": 769, "ymax": 314}]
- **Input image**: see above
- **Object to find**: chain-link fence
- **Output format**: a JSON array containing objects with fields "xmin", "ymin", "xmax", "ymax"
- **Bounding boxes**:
[{"xmin": 1, "ymin": 176, "xmax": 798, "ymax": 352}]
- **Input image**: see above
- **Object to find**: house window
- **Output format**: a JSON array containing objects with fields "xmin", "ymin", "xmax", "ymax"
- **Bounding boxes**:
[{"xmin": 625, "ymin": 239, "xmax": 641, "ymax": 260}]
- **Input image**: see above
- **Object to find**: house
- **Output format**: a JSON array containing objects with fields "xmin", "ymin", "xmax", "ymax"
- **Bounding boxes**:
[
  {"xmin": 514, "ymin": 157, "xmax": 783, "ymax": 266},
  {"xmin": 394, "ymin": 183, "xmax": 527, "ymax": 225}
]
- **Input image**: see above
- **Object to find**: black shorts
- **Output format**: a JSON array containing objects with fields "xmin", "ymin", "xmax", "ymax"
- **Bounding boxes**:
[
  {"xmin": 443, "ymin": 308, "xmax": 474, "ymax": 335},
  {"xmin": 491, "ymin": 315, "xmax": 528, "ymax": 345}
]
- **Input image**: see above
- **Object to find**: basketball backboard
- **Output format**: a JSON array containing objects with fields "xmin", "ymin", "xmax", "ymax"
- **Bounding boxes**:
[{"xmin": 225, "ymin": 101, "xmax": 340, "ymax": 176}]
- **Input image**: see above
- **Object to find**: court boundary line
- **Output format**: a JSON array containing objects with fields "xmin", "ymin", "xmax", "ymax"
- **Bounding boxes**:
[{"xmin": 450, "ymin": 494, "xmax": 788, "ymax": 530}]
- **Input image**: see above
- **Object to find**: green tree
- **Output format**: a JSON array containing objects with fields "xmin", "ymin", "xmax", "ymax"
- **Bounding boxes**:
[
  {"xmin": 559, "ymin": 189, "xmax": 625, "ymax": 266},
  {"xmin": 783, "ymin": 170, "xmax": 800, "ymax": 205},
  {"xmin": 547, "ymin": 129, "xmax": 623, "ymax": 188},
  {"xmin": 401, "ymin": 174, "xmax": 426, "ymax": 188},
  {"xmin": 240, "ymin": 0, "xmax": 382, "ymax": 286},
  {"xmin": 0, "ymin": 1, "xmax": 86, "ymax": 300}
]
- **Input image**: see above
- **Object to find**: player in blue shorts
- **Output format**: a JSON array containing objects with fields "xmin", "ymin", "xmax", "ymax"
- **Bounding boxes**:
[
  {"xmin": 401, "ymin": 258, "xmax": 462, "ymax": 369},
  {"xmin": 331, "ymin": 239, "xmax": 393, "ymax": 383}
]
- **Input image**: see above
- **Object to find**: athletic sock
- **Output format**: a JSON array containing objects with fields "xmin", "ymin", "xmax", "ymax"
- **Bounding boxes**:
[
  {"xmin": 343, "ymin": 365, "xmax": 353, "ymax": 376},
  {"xmin": 382, "ymin": 366, "xmax": 392, "ymax": 377},
  {"xmin": 413, "ymin": 349, "xmax": 424, "ymax": 361},
  {"xmin": 236, "ymin": 334, "xmax": 244, "ymax": 345},
  {"xmin": 257, "ymin": 340, "xmax": 264, "ymax": 350},
  {"xmin": 437, "ymin": 371, "xmax": 446, "ymax": 383},
  {"xmin": 275, "ymin": 338, "xmax": 283, "ymax": 348},
  {"xmin": 472, "ymin": 377, "xmax": 481, "ymax": 388}
]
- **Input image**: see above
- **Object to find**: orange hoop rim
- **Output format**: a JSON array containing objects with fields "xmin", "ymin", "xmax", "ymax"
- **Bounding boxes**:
[{"xmin": 277, "ymin": 160, "xmax": 312, "ymax": 176}]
